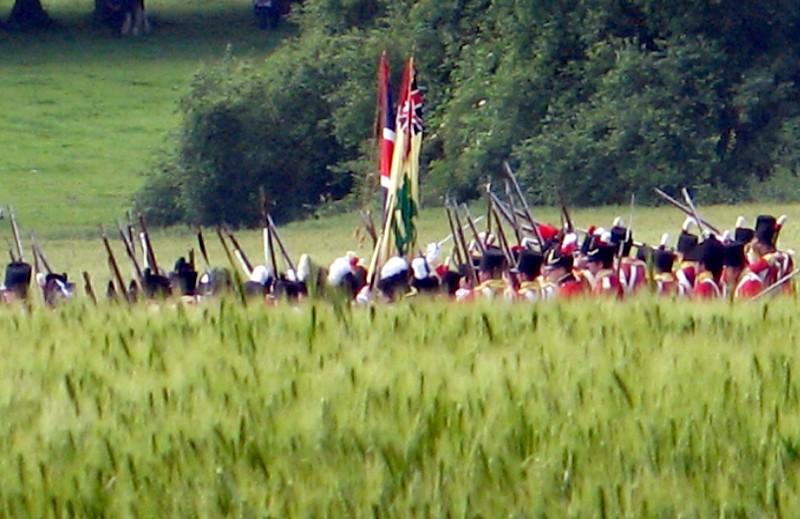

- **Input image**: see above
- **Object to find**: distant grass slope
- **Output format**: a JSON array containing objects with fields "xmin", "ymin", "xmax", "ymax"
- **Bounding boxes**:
[{"xmin": 0, "ymin": 0, "xmax": 290, "ymax": 235}]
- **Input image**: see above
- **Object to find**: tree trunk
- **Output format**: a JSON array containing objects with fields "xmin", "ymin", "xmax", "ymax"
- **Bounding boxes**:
[
  {"xmin": 94, "ymin": 0, "xmax": 112, "ymax": 22},
  {"xmin": 7, "ymin": 0, "xmax": 51, "ymax": 28}
]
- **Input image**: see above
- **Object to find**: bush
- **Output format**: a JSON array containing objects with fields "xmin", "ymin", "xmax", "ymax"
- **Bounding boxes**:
[{"xmin": 138, "ymin": 44, "xmax": 353, "ymax": 227}]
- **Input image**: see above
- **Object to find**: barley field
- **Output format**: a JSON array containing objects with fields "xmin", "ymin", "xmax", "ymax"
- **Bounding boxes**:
[{"xmin": 0, "ymin": 298, "xmax": 798, "ymax": 517}]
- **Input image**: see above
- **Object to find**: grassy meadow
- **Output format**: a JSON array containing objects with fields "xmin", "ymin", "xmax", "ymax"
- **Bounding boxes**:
[
  {"xmin": 1, "ymin": 299, "xmax": 800, "ymax": 516},
  {"xmin": 0, "ymin": 0, "xmax": 290, "ymax": 234}
]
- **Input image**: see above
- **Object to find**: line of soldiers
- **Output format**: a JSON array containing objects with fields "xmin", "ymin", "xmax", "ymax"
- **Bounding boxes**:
[
  {"xmin": 0, "ymin": 209, "xmax": 794, "ymax": 307},
  {"xmin": 347, "ymin": 212, "xmax": 794, "ymax": 303}
]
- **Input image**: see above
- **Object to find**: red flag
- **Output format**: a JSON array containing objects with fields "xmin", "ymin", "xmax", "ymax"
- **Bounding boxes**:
[{"xmin": 377, "ymin": 52, "xmax": 395, "ymax": 189}]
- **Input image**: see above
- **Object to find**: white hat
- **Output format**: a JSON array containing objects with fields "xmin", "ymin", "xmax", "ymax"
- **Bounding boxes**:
[
  {"xmin": 380, "ymin": 256, "xmax": 409, "ymax": 280},
  {"xmin": 296, "ymin": 254, "xmax": 311, "ymax": 282},
  {"xmin": 249, "ymin": 265, "xmax": 271, "ymax": 285},
  {"xmin": 411, "ymin": 257, "xmax": 430, "ymax": 280},
  {"xmin": 327, "ymin": 256, "xmax": 353, "ymax": 286}
]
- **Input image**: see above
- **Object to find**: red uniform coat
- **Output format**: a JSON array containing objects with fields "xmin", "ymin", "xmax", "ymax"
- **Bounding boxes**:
[
  {"xmin": 619, "ymin": 258, "xmax": 648, "ymax": 295},
  {"xmin": 591, "ymin": 269, "xmax": 623, "ymax": 298},
  {"xmin": 654, "ymin": 272, "xmax": 677, "ymax": 296},
  {"xmin": 693, "ymin": 271, "xmax": 721, "ymax": 299}
]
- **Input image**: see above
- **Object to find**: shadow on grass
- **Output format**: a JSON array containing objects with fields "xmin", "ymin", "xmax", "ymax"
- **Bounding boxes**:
[{"xmin": 0, "ymin": 3, "xmax": 295, "ymax": 64}]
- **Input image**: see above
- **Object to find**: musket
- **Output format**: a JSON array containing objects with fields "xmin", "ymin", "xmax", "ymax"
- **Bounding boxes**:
[
  {"xmin": 461, "ymin": 204, "xmax": 485, "ymax": 254},
  {"xmin": 491, "ymin": 204, "xmax": 519, "ymax": 290},
  {"xmin": 117, "ymin": 221, "xmax": 144, "ymax": 284},
  {"xmin": 197, "ymin": 227, "xmax": 211, "ymax": 270},
  {"xmin": 267, "ymin": 215, "xmax": 296, "ymax": 274},
  {"xmin": 438, "ymin": 216, "xmax": 484, "ymax": 248},
  {"xmin": 8, "ymin": 206, "xmax": 24, "ymax": 262},
  {"xmin": 501, "ymin": 161, "xmax": 544, "ymax": 248},
  {"xmin": 448, "ymin": 200, "xmax": 478, "ymax": 285},
  {"xmin": 485, "ymin": 182, "xmax": 493, "ymax": 237},
  {"xmin": 101, "ymin": 226, "xmax": 129, "ymax": 303},
  {"xmin": 126, "ymin": 210, "xmax": 136, "ymax": 255},
  {"xmin": 83, "ymin": 271, "xmax": 97, "ymax": 305},
  {"xmin": 488, "ymin": 192, "xmax": 536, "ymax": 236},
  {"xmin": 503, "ymin": 181, "xmax": 523, "ymax": 245},
  {"xmin": 752, "ymin": 270, "xmax": 800, "ymax": 301},
  {"xmin": 653, "ymin": 188, "xmax": 721, "ymax": 235},
  {"xmin": 30, "ymin": 233, "xmax": 53, "ymax": 274},
  {"xmin": 216, "ymin": 226, "xmax": 247, "ymax": 305},
  {"xmin": 226, "ymin": 229, "xmax": 254, "ymax": 276},
  {"xmin": 491, "ymin": 206, "xmax": 513, "ymax": 263},
  {"xmin": 443, "ymin": 204, "xmax": 465, "ymax": 267},
  {"xmin": 681, "ymin": 188, "xmax": 712, "ymax": 237},
  {"xmin": 138, "ymin": 214, "xmax": 159, "ymax": 274},
  {"xmin": 31, "ymin": 244, "xmax": 41, "ymax": 281},
  {"xmin": 558, "ymin": 190, "xmax": 574, "ymax": 234},
  {"xmin": 260, "ymin": 190, "xmax": 279, "ymax": 277}
]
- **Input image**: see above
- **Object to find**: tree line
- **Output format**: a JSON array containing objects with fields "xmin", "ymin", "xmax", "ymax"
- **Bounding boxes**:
[{"xmin": 136, "ymin": 0, "xmax": 800, "ymax": 227}]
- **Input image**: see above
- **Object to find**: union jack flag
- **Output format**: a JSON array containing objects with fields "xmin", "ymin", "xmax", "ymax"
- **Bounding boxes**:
[{"xmin": 396, "ymin": 62, "xmax": 424, "ymax": 153}]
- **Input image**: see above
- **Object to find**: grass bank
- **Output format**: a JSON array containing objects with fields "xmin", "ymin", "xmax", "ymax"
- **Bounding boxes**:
[{"xmin": 0, "ymin": 0, "xmax": 289, "ymax": 235}]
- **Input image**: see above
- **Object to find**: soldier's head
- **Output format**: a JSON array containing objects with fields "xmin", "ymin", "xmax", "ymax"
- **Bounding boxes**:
[
  {"xmin": 734, "ymin": 216, "xmax": 755, "ymax": 244},
  {"xmin": 698, "ymin": 236, "xmax": 725, "ymax": 280},
  {"xmin": 753, "ymin": 215, "xmax": 780, "ymax": 255},
  {"xmin": 170, "ymin": 257, "xmax": 198, "ymax": 296},
  {"xmin": 676, "ymin": 217, "xmax": 699, "ymax": 262},
  {"xmin": 3, "ymin": 261, "xmax": 32, "ymax": 301},
  {"xmin": 479, "ymin": 248, "xmax": 506, "ymax": 281},
  {"xmin": 653, "ymin": 249, "xmax": 676, "ymax": 275},
  {"xmin": 516, "ymin": 250, "xmax": 543, "ymax": 282},
  {"xmin": 435, "ymin": 263, "xmax": 462, "ymax": 296},
  {"xmin": 378, "ymin": 256, "xmax": 409, "ymax": 301},
  {"xmin": 609, "ymin": 220, "xmax": 633, "ymax": 257},
  {"xmin": 722, "ymin": 241, "xmax": 746, "ymax": 284},
  {"xmin": 585, "ymin": 243, "xmax": 615, "ymax": 274},
  {"xmin": 544, "ymin": 248, "xmax": 573, "ymax": 282},
  {"xmin": 143, "ymin": 268, "xmax": 172, "ymax": 299},
  {"xmin": 41, "ymin": 272, "xmax": 75, "ymax": 307}
]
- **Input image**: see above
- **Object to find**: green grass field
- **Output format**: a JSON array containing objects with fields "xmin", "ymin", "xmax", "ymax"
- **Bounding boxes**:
[
  {"xmin": 1, "ymin": 299, "xmax": 799, "ymax": 516},
  {"xmin": 1, "ymin": 0, "xmax": 289, "ymax": 235}
]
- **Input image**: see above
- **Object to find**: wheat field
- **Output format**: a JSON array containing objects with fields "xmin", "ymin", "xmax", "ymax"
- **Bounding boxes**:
[{"xmin": 0, "ymin": 297, "xmax": 798, "ymax": 517}]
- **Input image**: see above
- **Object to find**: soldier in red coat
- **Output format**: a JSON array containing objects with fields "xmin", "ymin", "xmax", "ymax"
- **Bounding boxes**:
[
  {"xmin": 675, "ymin": 218, "xmax": 700, "ymax": 297},
  {"xmin": 541, "ymin": 247, "xmax": 585, "ymax": 300},
  {"xmin": 510, "ymin": 249, "xmax": 544, "ymax": 302},
  {"xmin": 584, "ymin": 242, "xmax": 623, "ymax": 298},
  {"xmin": 653, "ymin": 247, "xmax": 678, "ymax": 296},
  {"xmin": 693, "ymin": 236, "xmax": 725, "ymax": 299},
  {"xmin": 715, "ymin": 217, "xmax": 762, "ymax": 299},
  {"xmin": 749, "ymin": 215, "xmax": 793, "ymax": 295},
  {"xmin": 608, "ymin": 223, "xmax": 647, "ymax": 295}
]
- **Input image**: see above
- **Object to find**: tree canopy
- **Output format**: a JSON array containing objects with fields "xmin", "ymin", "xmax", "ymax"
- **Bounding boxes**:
[{"xmin": 137, "ymin": 0, "xmax": 800, "ymax": 226}]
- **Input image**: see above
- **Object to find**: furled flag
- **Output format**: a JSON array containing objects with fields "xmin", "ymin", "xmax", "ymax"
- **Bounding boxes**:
[
  {"xmin": 376, "ymin": 51, "xmax": 395, "ymax": 191},
  {"xmin": 382, "ymin": 56, "xmax": 423, "ymax": 258}
]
